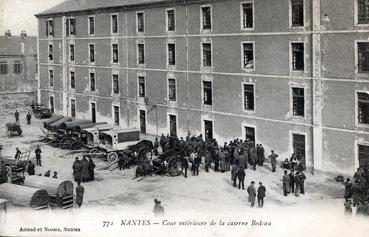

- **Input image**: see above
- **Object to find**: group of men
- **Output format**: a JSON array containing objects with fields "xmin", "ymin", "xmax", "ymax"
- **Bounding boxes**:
[
  {"xmin": 246, "ymin": 181, "xmax": 267, "ymax": 208},
  {"xmin": 282, "ymin": 169, "xmax": 307, "ymax": 197},
  {"xmin": 343, "ymin": 165, "xmax": 369, "ymax": 216},
  {"xmin": 72, "ymin": 156, "xmax": 96, "ymax": 183}
]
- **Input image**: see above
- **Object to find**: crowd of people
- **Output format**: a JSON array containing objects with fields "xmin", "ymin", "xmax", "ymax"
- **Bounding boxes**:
[
  {"xmin": 72, "ymin": 156, "xmax": 96, "ymax": 183},
  {"xmin": 343, "ymin": 166, "xmax": 369, "ymax": 216}
]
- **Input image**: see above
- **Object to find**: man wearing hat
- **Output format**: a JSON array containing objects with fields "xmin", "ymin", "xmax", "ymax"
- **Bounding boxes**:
[{"xmin": 257, "ymin": 182, "xmax": 266, "ymax": 208}]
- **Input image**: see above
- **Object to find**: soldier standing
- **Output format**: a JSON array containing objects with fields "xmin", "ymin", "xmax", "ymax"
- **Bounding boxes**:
[
  {"xmin": 247, "ymin": 181, "xmax": 257, "ymax": 207},
  {"xmin": 181, "ymin": 155, "xmax": 189, "ymax": 178},
  {"xmin": 35, "ymin": 145, "xmax": 42, "ymax": 166},
  {"xmin": 75, "ymin": 181, "xmax": 85, "ymax": 208},
  {"xmin": 269, "ymin": 150, "xmax": 278, "ymax": 172},
  {"xmin": 14, "ymin": 110, "xmax": 19, "ymax": 122},
  {"xmin": 153, "ymin": 138, "xmax": 159, "ymax": 156},
  {"xmin": 26, "ymin": 111, "xmax": 32, "ymax": 125},
  {"xmin": 257, "ymin": 182, "xmax": 266, "ymax": 208},
  {"xmin": 14, "ymin": 147, "xmax": 22, "ymax": 160}
]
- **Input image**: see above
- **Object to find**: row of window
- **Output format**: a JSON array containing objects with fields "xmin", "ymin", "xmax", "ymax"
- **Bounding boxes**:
[
  {"xmin": 45, "ymin": 0, "xmax": 307, "ymax": 37},
  {"xmin": 0, "ymin": 61, "xmax": 23, "ymax": 75}
]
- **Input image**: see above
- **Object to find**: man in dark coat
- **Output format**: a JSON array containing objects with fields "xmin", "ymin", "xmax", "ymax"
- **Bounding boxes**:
[
  {"xmin": 299, "ymin": 171, "xmax": 306, "ymax": 194},
  {"xmin": 81, "ymin": 157, "xmax": 90, "ymax": 183},
  {"xmin": 35, "ymin": 145, "xmax": 42, "ymax": 166},
  {"xmin": 256, "ymin": 144, "xmax": 265, "ymax": 166},
  {"xmin": 0, "ymin": 161, "xmax": 7, "ymax": 184},
  {"xmin": 231, "ymin": 163, "xmax": 238, "ymax": 187},
  {"xmin": 289, "ymin": 170, "xmax": 295, "ymax": 193},
  {"xmin": 204, "ymin": 151, "xmax": 211, "ymax": 172},
  {"xmin": 72, "ymin": 157, "xmax": 82, "ymax": 182},
  {"xmin": 249, "ymin": 147, "xmax": 258, "ymax": 170},
  {"xmin": 15, "ymin": 147, "xmax": 22, "ymax": 160},
  {"xmin": 257, "ymin": 182, "xmax": 266, "ymax": 208},
  {"xmin": 27, "ymin": 161, "xmax": 35, "ymax": 176},
  {"xmin": 269, "ymin": 150, "xmax": 278, "ymax": 172},
  {"xmin": 352, "ymin": 180, "xmax": 361, "ymax": 207},
  {"xmin": 14, "ymin": 110, "xmax": 19, "ymax": 122},
  {"xmin": 164, "ymin": 142, "xmax": 171, "ymax": 154},
  {"xmin": 283, "ymin": 170, "xmax": 291, "ymax": 196},
  {"xmin": 181, "ymin": 156, "xmax": 189, "ymax": 178},
  {"xmin": 88, "ymin": 157, "xmax": 96, "ymax": 181},
  {"xmin": 294, "ymin": 171, "xmax": 302, "ymax": 196},
  {"xmin": 159, "ymin": 134, "xmax": 166, "ymax": 153},
  {"xmin": 153, "ymin": 138, "xmax": 159, "ymax": 156},
  {"xmin": 238, "ymin": 168, "xmax": 245, "ymax": 190},
  {"xmin": 193, "ymin": 152, "xmax": 201, "ymax": 176},
  {"xmin": 247, "ymin": 181, "xmax": 257, "ymax": 207},
  {"xmin": 75, "ymin": 181, "xmax": 84, "ymax": 208}
]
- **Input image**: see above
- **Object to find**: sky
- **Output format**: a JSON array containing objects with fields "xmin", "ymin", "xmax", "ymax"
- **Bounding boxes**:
[{"xmin": 0, "ymin": 0, "xmax": 65, "ymax": 36}]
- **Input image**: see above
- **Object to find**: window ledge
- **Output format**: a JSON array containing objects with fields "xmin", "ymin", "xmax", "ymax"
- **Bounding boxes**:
[
  {"xmin": 243, "ymin": 109, "xmax": 255, "ymax": 114},
  {"xmin": 241, "ymin": 27, "xmax": 254, "ymax": 31},
  {"xmin": 355, "ymin": 123, "xmax": 369, "ymax": 129},
  {"xmin": 200, "ymin": 29, "xmax": 212, "ymax": 34},
  {"xmin": 202, "ymin": 104, "xmax": 213, "ymax": 111},
  {"xmin": 242, "ymin": 68, "xmax": 255, "ymax": 73}
]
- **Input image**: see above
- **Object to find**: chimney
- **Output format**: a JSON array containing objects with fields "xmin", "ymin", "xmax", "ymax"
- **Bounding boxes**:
[
  {"xmin": 20, "ymin": 30, "xmax": 27, "ymax": 37},
  {"xmin": 5, "ymin": 29, "xmax": 11, "ymax": 37}
]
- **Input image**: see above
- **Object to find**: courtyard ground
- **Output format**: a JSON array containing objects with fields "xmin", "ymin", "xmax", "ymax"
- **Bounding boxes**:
[{"xmin": 0, "ymin": 111, "xmax": 368, "ymax": 237}]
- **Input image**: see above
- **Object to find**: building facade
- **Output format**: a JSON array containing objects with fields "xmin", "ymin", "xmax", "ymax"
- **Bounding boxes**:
[
  {"xmin": 0, "ymin": 31, "xmax": 37, "ymax": 92},
  {"xmin": 36, "ymin": 0, "xmax": 369, "ymax": 174}
]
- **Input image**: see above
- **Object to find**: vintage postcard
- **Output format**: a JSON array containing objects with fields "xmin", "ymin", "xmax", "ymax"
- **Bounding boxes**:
[{"xmin": 0, "ymin": 0, "xmax": 368, "ymax": 236}]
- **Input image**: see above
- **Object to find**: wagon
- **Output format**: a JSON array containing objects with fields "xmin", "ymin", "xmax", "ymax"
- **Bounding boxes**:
[
  {"xmin": 31, "ymin": 103, "xmax": 52, "ymax": 119},
  {"xmin": 6, "ymin": 122, "xmax": 22, "ymax": 137},
  {"xmin": 136, "ymin": 147, "xmax": 186, "ymax": 179},
  {"xmin": 0, "ymin": 151, "xmax": 30, "ymax": 184}
]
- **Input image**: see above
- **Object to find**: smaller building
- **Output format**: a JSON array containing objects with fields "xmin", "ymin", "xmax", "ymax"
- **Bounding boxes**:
[{"xmin": 0, "ymin": 30, "xmax": 37, "ymax": 92}]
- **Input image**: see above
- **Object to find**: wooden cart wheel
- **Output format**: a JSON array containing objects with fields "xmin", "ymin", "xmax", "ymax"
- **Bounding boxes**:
[
  {"xmin": 59, "ymin": 137, "xmax": 72, "ymax": 150},
  {"xmin": 107, "ymin": 152, "xmax": 119, "ymax": 163},
  {"xmin": 167, "ymin": 156, "xmax": 183, "ymax": 177}
]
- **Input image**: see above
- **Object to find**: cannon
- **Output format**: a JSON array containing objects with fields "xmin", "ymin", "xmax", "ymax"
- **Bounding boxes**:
[
  {"xmin": 135, "ymin": 147, "xmax": 186, "ymax": 180},
  {"xmin": 43, "ymin": 115, "xmax": 64, "ymax": 130},
  {"xmin": 6, "ymin": 122, "xmax": 22, "ymax": 137}
]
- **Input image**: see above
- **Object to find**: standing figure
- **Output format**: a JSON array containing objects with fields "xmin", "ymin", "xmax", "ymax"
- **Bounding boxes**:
[
  {"xmin": 27, "ymin": 161, "xmax": 35, "ymax": 176},
  {"xmin": 289, "ymin": 170, "xmax": 295, "ymax": 193},
  {"xmin": 249, "ymin": 148, "xmax": 258, "ymax": 170},
  {"xmin": 72, "ymin": 157, "xmax": 82, "ymax": 182},
  {"xmin": 26, "ymin": 111, "xmax": 32, "ymax": 125},
  {"xmin": 181, "ymin": 156, "xmax": 189, "ymax": 178},
  {"xmin": 81, "ymin": 156, "xmax": 90, "ymax": 183},
  {"xmin": 35, "ymin": 145, "xmax": 42, "ymax": 166},
  {"xmin": 257, "ymin": 182, "xmax": 266, "ymax": 208},
  {"xmin": 75, "ymin": 181, "xmax": 85, "ymax": 208},
  {"xmin": 0, "ymin": 161, "xmax": 8, "ymax": 184},
  {"xmin": 256, "ymin": 144, "xmax": 265, "ymax": 166},
  {"xmin": 238, "ymin": 167, "xmax": 245, "ymax": 190},
  {"xmin": 283, "ymin": 170, "xmax": 291, "ymax": 196},
  {"xmin": 294, "ymin": 171, "xmax": 301, "ymax": 196},
  {"xmin": 14, "ymin": 110, "xmax": 19, "ymax": 122},
  {"xmin": 15, "ymin": 147, "xmax": 22, "ymax": 160},
  {"xmin": 219, "ymin": 148, "xmax": 226, "ymax": 173},
  {"xmin": 231, "ymin": 163, "xmax": 238, "ymax": 188},
  {"xmin": 269, "ymin": 150, "xmax": 278, "ymax": 172},
  {"xmin": 153, "ymin": 199, "xmax": 164, "ymax": 217},
  {"xmin": 193, "ymin": 152, "xmax": 201, "ymax": 176},
  {"xmin": 344, "ymin": 200, "xmax": 352, "ymax": 216},
  {"xmin": 204, "ymin": 151, "xmax": 211, "ymax": 172},
  {"xmin": 153, "ymin": 138, "xmax": 159, "ymax": 156},
  {"xmin": 247, "ymin": 181, "xmax": 257, "ymax": 207},
  {"xmin": 52, "ymin": 171, "xmax": 58, "ymax": 179},
  {"xmin": 88, "ymin": 157, "xmax": 96, "ymax": 181},
  {"xmin": 299, "ymin": 171, "xmax": 306, "ymax": 194}
]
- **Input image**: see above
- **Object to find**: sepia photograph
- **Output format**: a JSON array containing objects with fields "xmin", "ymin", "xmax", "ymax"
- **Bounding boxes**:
[{"xmin": 0, "ymin": 0, "xmax": 369, "ymax": 236}]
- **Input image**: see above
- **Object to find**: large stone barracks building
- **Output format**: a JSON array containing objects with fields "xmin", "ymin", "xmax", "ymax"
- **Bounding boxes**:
[{"xmin": 36, "ymin": 0, "xmax": 369, "ymax": 174}]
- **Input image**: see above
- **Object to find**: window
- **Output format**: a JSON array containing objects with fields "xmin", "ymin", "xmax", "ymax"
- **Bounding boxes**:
[
  {"xmin": 169, "ymin": 114, "xmax": 177, "ymax": 137},
  {"xmin": 70, "ymin": 71, "xmax": 75, "ymax": 89},
  {"xmin": 69, "ymin": 44, "xmax": 75, "ymax": 62},
  {"xmin": 243, "ymin": 84, "xmax": 254, "ymax": 111},
  {"xmin": 291, "ymin": 0, "xmax": 304, "ymax": 27},
  {"xmin": 66, "ymin": 18, "xmax": 76, "ymax": 36},
  {"xmin": 13, "ymin": 61, "xmax": 22, "ymax": 74},
  {"xmin": 168, "ymin": 43, "xmax": 176, "ymax": 66},
  {"xmin": 113, "ymin": 106, "xmax": 120, "ymax": 125},
  {"xmin": 204, "ymin": 120, "xmax": 213, "ymax": 141},
  {"xmin": 168, "ymin": 78, "xmax": 176, "ymax": 101},
  {"xmin": 358, "ymin": 144, "xmax": 369, "ymax": 167},
  {"xmin": 111, "ymin": 14, "xmax": 118, "ymax": 34},
  {"xmin": 203, "ymin": 81, "xmax": 212, "ymax": 106},
  {"xmin": 358, "ymin": 92, "xmax": 369, "ymax": 124},
  {"xmin": 358, "ymin": 0, "xmax": 369, "ymax": 24},
  {"xmin": 0, "ymin": 62, "xmax": 8, "ymax": 75},
  {"xmin": 358, "ymin": 42, "xmax": 369, "ymax": 72},
  {"xmin": 71, "ymin": 99, "xmax": 76, "ymax": 117},
  {"xmin": 112, "ymin": 44, "xmax": 119, "ymax": 63},
  {"xmin": 90, "ymin": 72, "xmax": 95, "ymax": 92},
  {"xmin": 48, "ymin": 44, "xmax": 53, "ymax": 61},
  {"xmin": 242, "ymin": 2, "xmax": 253, "ymax": 29},
  {"xmin": 89, "ymin": 44, "xmax": 95, "ymax": 63},
  {"xmin": 292, "ymin": 87, "xmax": 305, "ymax": 117},
  {"xmin": 91, "ymin": 102, "xmax": 96, "ymax": 123},
  {"xmin": 244, "ymin": 126, "xmax": 255, "ymax": 144},
  {"xmin": 167, "ymin": 9, "xmax": 175, "ymax": 31},
  {"xmin": 291, "ymin": 43, "xmax": 304, "ymax": 71},
  {"xmin": 137, "ymin": 44, "xmax": 145, "ymax": 64},
  {"xmin": 112, "ymin": 74, "xmax": 119, "ymax": 94},
  {"xmin": 201, "ymin": 6, "xmax": 212, "ymax": 30},
  {"xmin": 49, "ymin": 96, "xmax": 54, "ymax": 114},
  {"xmin": 138, "ymin": 76, "xmax": 145, "ymax": 98},
  {"xmin": 292, "ymin": 133, "xmax": 306, "ymax": 163},
  {"xmin": 137, "ymin": 12, "xmax": 144, "ymax": 33},
  {"xmin": 46, "ymin": 19, "xmax": 54, "ymax": 36},
  {"xmin": 49, "ymin": 69, "xmax": 54, "ymax": 87},
  {"xmin": 242, "ymin": 42, "xmax": 254, "ymax": 70},
  {"xmin": 88, "ymin": 16, "xmax": 95, "ymax": 35},
  {"xmin": 202, "ymin": 43, "xmax": 212, "ymax": 67}
]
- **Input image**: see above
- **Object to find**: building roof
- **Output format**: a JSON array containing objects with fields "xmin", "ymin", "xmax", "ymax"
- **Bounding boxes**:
[
  {"xmin": 0, "ymin": 36, "xmax": 37, "ymax": 56},
  {"xmin": 36, "ymin": 0, "xmax": 184, "ymax": 17}
]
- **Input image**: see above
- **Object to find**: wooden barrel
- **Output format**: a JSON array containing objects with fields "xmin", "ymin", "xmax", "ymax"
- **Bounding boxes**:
[
  {"xmin": 0, "ymin": 183, "xmax": 49, "ymax": 208},
  {"xmin": 43, "ymin": 115, "xmax": 64, "ymax": 130},
  {"xmin": 49, "ymin": 117, "xmax": 73, "ymax": 131},
  {"xmin": 23, "ymin": 176, "xmax": 74, "ymax": 197}
]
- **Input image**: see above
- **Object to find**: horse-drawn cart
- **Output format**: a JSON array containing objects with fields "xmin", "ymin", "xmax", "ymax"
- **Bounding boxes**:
[{"xmin": 0, "ymin": 150, "xmax": 30, "ymax": 184}]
